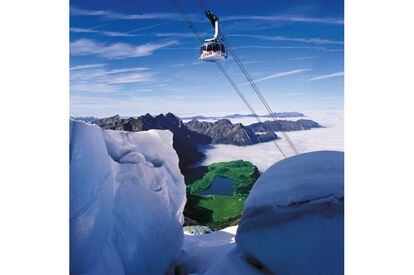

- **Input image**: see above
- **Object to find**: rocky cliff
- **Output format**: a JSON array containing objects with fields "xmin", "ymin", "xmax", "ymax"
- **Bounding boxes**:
[
  {"xmin": 95, "ymin": 113, "xmax": 208, "ymax": 171},
  {"xmin": 185, "ymin": 119, "xmax": 277, "ymax": 146},
  {"xmin": 248, "ymin": 119, "xmax": 321, "ymax": 132}
]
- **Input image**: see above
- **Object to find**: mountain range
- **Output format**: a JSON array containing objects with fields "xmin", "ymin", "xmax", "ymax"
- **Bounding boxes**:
[
  {"xmin": 180, "ymin": 111, "xmax": 305, "ymax": 120},
  {"xmin": 92, "ymin": 113, "xmax": 321, "ymax": 170}
]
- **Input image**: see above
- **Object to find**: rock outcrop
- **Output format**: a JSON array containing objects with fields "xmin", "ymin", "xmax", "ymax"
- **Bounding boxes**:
[
  {"xmin": 185, "ymin": 119, "xmax": 277, "ymax": 146},
  {"xmin": 95, "ymin": 113, "xmax": 208, "ymax": 171},
  {"xmin": 248, "ymin": 119, "xmax": 321, "ymax": 132}
]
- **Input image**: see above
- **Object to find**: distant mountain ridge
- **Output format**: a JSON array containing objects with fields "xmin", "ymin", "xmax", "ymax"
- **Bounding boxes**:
[
  {"xmin": 70, "ymin": 116, "xmax": 99, "ymax": 123},
  {"xmin": 185, "ymin": 119, "xmax": 277, "ymax": 146},
  {"xmin": 181, "ymin": 111, "xmax": 305, "ymax": 120},
  {"xmin": 92, "ymin": 113, "xmax": 321, "ymax": 170},
  {"xmin": 94, "ymin": 113, "xmax": 207, "ymax": 171},
  {"xmin": 249, "ymin": 119, "xmax": 322, "ymax": 132}
]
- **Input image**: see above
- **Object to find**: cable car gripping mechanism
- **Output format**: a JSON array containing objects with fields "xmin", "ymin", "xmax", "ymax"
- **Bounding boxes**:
[{"xmin": 205, "ymin": 11, "xmax": 219, "ymax": 42}]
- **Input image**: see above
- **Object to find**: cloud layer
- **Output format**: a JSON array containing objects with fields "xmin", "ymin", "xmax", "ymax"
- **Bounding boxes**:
[
  {"xmin": 222, "ymin": 15, "xmax": 343, "ymax": 25},
  {"xmin": 228, "ymin": 34, "xmax": 343, "ymax": 45},
  {"xmin": 252, "ymin": 69, "xmax": 311, "ymax": 83},
  {"xmin": 308, "ymin": 71, "xmax": 344, "ymax": 81},
  {"xmin": 70, "ymin": 39, "xmax": 178, "ymax": 59}
]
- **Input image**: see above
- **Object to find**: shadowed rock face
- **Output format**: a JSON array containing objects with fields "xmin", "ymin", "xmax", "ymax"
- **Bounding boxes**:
[
  {"xmin": 185, "ymin": 119, "xmax": 277, "ymax": 146},
  {"xmin": 248, "ymin": 119, "xmax": 321, "ymax": 132},
  {"xmin": 95, "ymin": 113, "xmax": 208, "ymax": 172}
]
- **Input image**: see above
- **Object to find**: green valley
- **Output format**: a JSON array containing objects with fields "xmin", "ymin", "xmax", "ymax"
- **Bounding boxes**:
[{"xmin": 183, "ymin": 160, "xmax": 259, "ymax": 230}]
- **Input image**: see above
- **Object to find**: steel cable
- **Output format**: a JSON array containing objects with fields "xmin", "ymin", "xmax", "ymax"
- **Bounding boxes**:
[{"xmin": 168, "ymin": 0, "xmax": 288, "ymax": 158}]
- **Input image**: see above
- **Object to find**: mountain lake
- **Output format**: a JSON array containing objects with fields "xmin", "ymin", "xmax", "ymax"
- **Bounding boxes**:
[{"xmin": 196, "ymin": 176, "xmax": 234, "ymax": 196}]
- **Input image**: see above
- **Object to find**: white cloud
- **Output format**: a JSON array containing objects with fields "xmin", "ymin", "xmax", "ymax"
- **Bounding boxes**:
[
  {"xmin": 126, "ymin": 22, "xmax": 173, "ymax": 33},
  {"xmin": 251, "ymin": 69, "xmax": 311, "ymax": 84},
  {"xmin": 197, "ymin": 110, "xmax": 344, "ymax": 172},
  {"xmin": 72, "ymin": 67, "xmax": 148, "ymax": 80},
  {"xmin": 70, "ymin": 27, "xmax": 139, "ymax": 37},
  {"xmin": 70, "ymin": 65, "xmax": 155, "ymax": 94},
  {"xmin": 155, "ymin": 32, "xmax": 208, "ymax": 38},
  {"xmin": 290, "ymin": 56, "xmax": 317, "ymax": 61},
  {"xmin": 228, "ymin": 34, "xmax": 343, "ymax": 45},
  {"xmin": 100, "ymin": 67, "xmax": 148, "ymax": 75},
  {"xmin": 170, "ymin": 61, "xmax": 203, "ymax": 68},
  {"xmin": 233, "ymin": 45, "xmax": 343, "ymax": 52},
  {"xmin": 70, "ymin": 7, "xmax": 201, "ymax": 21},
  {"xmin": 307, "ymin": 71, "xmax": 344, "ymax": 81},
  {"xmin": 70, "ymin": 7, "xmax": 177, "ymax": 20},
  {"xmin": 222, "ymin": 15, "xmax": 343, "ymax": 25},
  {"xmin": 242, "ymin": 60, "xmax": 266, "ymax": 64},
  {"xmin": 108, "ymin": 73, "xmax": 154, "ymax": 84},
  {"xmin": 70, "ymin": 64, "xmax": 105, "ymax": 71},
  {"xmin": 70, "ymin": 39, "xmax": 178, "ymax": 59}
]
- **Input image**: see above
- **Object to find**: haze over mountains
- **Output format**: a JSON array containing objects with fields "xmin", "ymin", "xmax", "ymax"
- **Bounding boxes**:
[{"xmin": 180, "ymin": 112, "xmax": 305, "ymax": 120}]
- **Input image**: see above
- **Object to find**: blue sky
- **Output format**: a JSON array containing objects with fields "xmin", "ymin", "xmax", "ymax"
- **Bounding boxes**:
[{"xmin": 70, "ymin": 0, "xmax": 344, "ymax": 117}]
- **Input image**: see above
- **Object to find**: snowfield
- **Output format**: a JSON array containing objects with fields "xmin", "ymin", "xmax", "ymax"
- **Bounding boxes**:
[{"xmin": 70, "ymin": 120, "xmax": 186, "ymax": 274}]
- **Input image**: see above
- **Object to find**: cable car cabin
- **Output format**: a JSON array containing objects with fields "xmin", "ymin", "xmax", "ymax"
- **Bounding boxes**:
[{"xmin": 199, "ymin": 41, "xmax": 227, "ymax": 62}]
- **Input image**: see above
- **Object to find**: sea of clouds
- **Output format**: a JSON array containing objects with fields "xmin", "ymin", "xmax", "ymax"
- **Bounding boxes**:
[{"xmin": 192, "ymin": 109, "xmax": 344, "ymax": 172}]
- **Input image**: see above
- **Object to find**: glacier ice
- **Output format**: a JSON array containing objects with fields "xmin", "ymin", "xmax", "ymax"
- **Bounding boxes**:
[
  {"xmin": 70, "ymin": 120, "xmax": 186, "ymax": 274},
  {"xmin": 70, "ymin": 120, "xmax": 114, "ymax": 273}
]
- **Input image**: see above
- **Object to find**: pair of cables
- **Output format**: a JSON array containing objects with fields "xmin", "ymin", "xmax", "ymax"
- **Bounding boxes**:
[{"xmin": 169, "ymin": 0, "xmax": 298, "ymax": 157}]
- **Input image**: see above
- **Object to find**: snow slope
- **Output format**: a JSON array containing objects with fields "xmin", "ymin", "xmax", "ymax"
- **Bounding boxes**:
[
  {"xmin": 178, "ymin": 226, "xmax": 263, "ymax": 275},
  {"xmin": 236, "ymin": 151, "xmax": 344, "ymax": 275},
  {"xmin": 70, "ymin": 120, "xmax": 186, "ymax": 274}
]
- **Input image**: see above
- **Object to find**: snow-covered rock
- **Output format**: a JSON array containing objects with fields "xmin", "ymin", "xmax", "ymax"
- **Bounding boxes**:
[
  {"xmin": 102, "ymin": 129, "xmax": 186, "ymax": 223},
  {"xmin": 183, "ymin": 225, "xmax": 214, "ymax": 235},
  {"xmin": 178, "ymin": 225, "xmax": 265, "ymax": 275},
  {"xmin": 70, "ymin": 120, "xmax": 114, "ymax": 274},
  {"xmin": 236, "ymin": 150, "xmax": 344, "ymax": 275},
  {"xmin": 177, "ymin": 226, "xmax": 237, "ymax": 274},
  {"xmin": 70, "ymin": 120, "xmax": 186, "ymax": 274}
]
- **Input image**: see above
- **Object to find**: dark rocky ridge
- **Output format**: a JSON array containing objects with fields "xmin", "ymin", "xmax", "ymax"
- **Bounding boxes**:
[
  {"xmin": 181, "ymin": 111, "xmax": 305, "ymax": 120},
  {"xmin": 248, "ymin": 119, "xmax": 322, "ymax": 132},
  {"xmin": 95, "ymin": 113, "xmax": 208, "ymax": 171},
  {"xmin": 93, "ymin": 113, "xmax": 321, "ymax": 170},
  {"xmin": 185, "ymin": 119, "xmax": 277, "ymax": 146}
]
